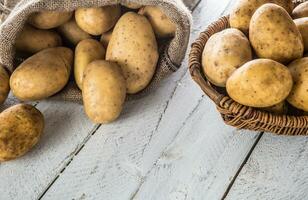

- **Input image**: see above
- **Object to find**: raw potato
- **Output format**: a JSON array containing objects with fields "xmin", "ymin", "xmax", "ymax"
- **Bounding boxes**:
[
  {"xmin": 226, "ymin": 59, "xmax": 293, "ymax": 108},
  {"xmin": 83, "ymin": 60, "xmax": 126, "ymax": 124},
  {"xmin": 262, "ymin": 101, "xmax": 288, "ymax": 114},
  {"xmin": 106, "ymin": 12, "xmax": 159, "ymax": 94},
  {"xmin": 75, "ymin": 39, "xmax": 106, "ymax": 90},
  {"xmin": 100, "ymin": 30, "xmax": 113, "ymax": 48},
  {"xmin": 0, "ymin": 65, "xmax": 9, "ymax": 104},
  {"xmin": 230, "ymin": 0, "xmax": 294, "ymax": 34},
  {"xmin": 10, "ymin": 47, "xmax": 73, "ymax": 101},
  {"xmin": 202, "ymin": 28, "xmax": 252, "ymax": 87},
  {"xmin": 249, "ymin": 3, "xmax": 304, "ymax": 64},
  {"xmin": 75, "ymin": 5, "xmax": 121, "ymax": 35},
  {"xmin": 287, "ymin": 57, "xmax": 308, "ymax": 112},
  {"xmin": 15, "ymin": 24, "xmax": 62, "ymax": 54},
  {"xmin": 28, "ymin": 11, "xmax": 73, "ymax": 29},
  {"xmin": 292, "ymin": 1, "xmax": 308, "ymax": 19},
  {"xmin": 0, "ymin": 104, "xmax": 44, "ymax": 161},
  {"xmin": 139, "ymin": 6, "xmax": 176, "ymax": 38},
  {"xmin": 58, "ymin": 18, "xmax": 91, "ymax": 45},
  {"xmin": 294, "ymin": 17, "xmax": 308, "ymax": 52},
  {"xmin": 123, "ymin": 2, "xmax": 142, "ymax": 9}
]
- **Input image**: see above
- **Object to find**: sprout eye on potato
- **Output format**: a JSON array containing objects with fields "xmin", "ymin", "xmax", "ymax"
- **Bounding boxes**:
[
  {"xmin": 0, "ymin": 65, "xmax": 9, "ymax": 105},
  {"xmin": 28, "ymin": 11, "xmax": 73, "ymax": 29}
]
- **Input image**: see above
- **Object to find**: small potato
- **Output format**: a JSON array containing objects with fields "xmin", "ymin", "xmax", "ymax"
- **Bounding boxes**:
[
  {"xmin": 294, "ymin": 17, "xmax": 308, "ymax": 52},
  {"xmin": 58, "ymin": 18, "xmax": 91, "ymax": 45},
  {"xmin": 28, "ymin": 11, "xmax": 73, "ymax": 29},
  {"xmin": 122, "ymin": 2, "xmax": 142, "ymax": 9},
  {"xmin": 262, "ymin": 101, "xmax": 288, "ymax": 114},
  {"xmin": 0, "ymin": 65, "xmax": 9, "ymax": 104},
  {"xmin": 292, "ymin": 1, "xmax": 308, "ymax": 19},
  {"xmin": 106, "ymin": 12, "xmax": 159, "ymax": 94},
  {"xmin": 75, "ymin": 5, "xmax": 121, "ymax": 35},
  {"xmin": 83, "ymin": 60, "xmax": 126, "ymax": 124},
  {"xmin": 74, "ymin": 39, "xmax": 106, "ymax": 90},
  {"xmin": 250, "ymin": 3, "xmax": 304, "ymax": 64},
  {"xmin": 226, "ymin": 59, "xmax": 293, "ymax": 108},
  {"xmin": 0, "ymin": 104, "xmax": 44, "ymax": 161},
  {"xmin": 10, "ymin": 47, "xmax": 73, "ymax": 101},
  {"xmin": 15, "ymin": 24, "xmax": 62, "ymax": 54},
  {"xmin": 202, "ymin": 28, "xmax": 252, "ymax": 87},
  {"xmin": 287, "ymin": 57, "xmax": 308, "ymax": 112},
  {"xmin": 139, "ymin": 6, "xmax": 176, "ymax": 38},
  {"xmin": 100, "ymin": 30, "xmax": 113, "ymax": 48}
]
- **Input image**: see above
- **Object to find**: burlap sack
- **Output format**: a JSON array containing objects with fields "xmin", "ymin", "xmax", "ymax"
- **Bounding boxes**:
[{"xmin": 0, "ymin": 0, "xmax": 192, "ymax": 102}]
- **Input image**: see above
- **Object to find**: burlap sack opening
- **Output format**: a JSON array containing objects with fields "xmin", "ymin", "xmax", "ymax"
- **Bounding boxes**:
[{"xmin": 0, "ymin": 0, "xmax": 192, "ymax": 103}]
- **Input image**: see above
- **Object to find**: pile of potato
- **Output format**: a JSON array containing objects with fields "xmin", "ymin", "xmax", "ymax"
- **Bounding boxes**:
[
  {"xmin": 0, "ymin": 4, "xmax": 175, "ymax": 161},
  {"xmin": 202, "ymin": 0, "xmax": 308, "ymax": 114}
]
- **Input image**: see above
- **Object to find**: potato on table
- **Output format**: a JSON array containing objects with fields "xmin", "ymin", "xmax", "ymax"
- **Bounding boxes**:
[
  {"xmin": 226, "ymin": 59, "xmax": 293, "ymax": 108},
  {"xmin": 0, "ymin": 104, "xmax": 44, "ymax": 161},
  {"xmin": 294, "ymin": 17, "xmax": 308, "ymax": 52},
  {"xmin": 28, "ymin": 11, "xmax": 73, "ymax": 29},
  {"xmin": 202, "ymin": 28, "xmax": 252, "ymax": 87},
  {"xmin": 0, "ymin": 65, "xmax": 9, "ymax": 104},
  {"xmin": 292, "ymin": 1, "xmax": 308, "ymax": 19}
]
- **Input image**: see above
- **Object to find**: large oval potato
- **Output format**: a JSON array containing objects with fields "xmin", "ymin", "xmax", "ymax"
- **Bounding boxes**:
[
  {"xmin": 0, "ymin": 65, "xmax": 9, "ymax": 104},
  {"xmin": 202, "ymin": 28, "xmax": 252, "ymax": 87},
  {"xmin": 287, "ymin": 57, "xmax": 308, "ymax": 112},
  {"xmin": 100, "ymin": 29, "xmax": 113, "ymax": 48},
  {"xmin": 58, "ymin": 18, "xmax": 91, "ymax": 45},
  {"xmin": 0, "ymin": 104, "xmax": 44, "ymax": 161},
  {"xmin": 250, "ymin": 3, "xmax": 304, "ymax": 64},
  {"xmin": 15, "ymin": 24, "xmax": 62, "ymax": 54},
  {"xmin": 106, "ymin": 12, "xmax": 159, "ymax": 94},
  {"xmin": 74, "ymin": 39, "xmax": 106, "ymax": 90},
  {"xmin": 292, "ymin": 1, "xmax": 308, "ymax": 19},
  {"xmin": 294, "ymin": 17, "xmax": 308, "ymax": 52},
  {"xmin": 10, "ymin": 47, "xmax": 73, "ymax": 101},
  {"xmin": 83, "ymin": 60, "xmax": 126, "ymax": 124},
  {"xmin": 28, "ymin": 11, "xmax": 73, "ymax": 29},
  {"xmin": 226, "ymin": 59, "xmax": 293, "ymax": 108},
  {"xmin": 75, "ymin": 5, "xmax": 121, "ymax": 35},
  {"xmin": 230, "ymin": 0, "xmax": 293, "ymax": 34},
  {"xmin": 139, "ymin": 6, "xmax": 176, "ymax": 38}
]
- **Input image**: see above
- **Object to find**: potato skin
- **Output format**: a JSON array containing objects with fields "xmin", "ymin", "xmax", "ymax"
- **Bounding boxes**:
[
  {"xmin": 230, "ymin": 0, "xmax": 294, "ymax": 34},
  {"xmin": 294, "ymin": 17, "xmax": 308, "ymax": 53},
  {"xmin": 0, "ymin": 65, "xmax": 9, "ymax": 104},
  {"xmin": 139, "ymin": 6, "xmax": 176, "ymax": 38},
  {"xmin": 292, "ymin": 2, "xmax": 308, "ymax": 19},
  {"xmin": 75, "ymin": 5, "xmax": 121, "ymax": 35},
  {"xmin": 249, "ymin": 3, "xmax": 304, "ymax": 64},
  {"xmin": 287, "ymin": 57, "xmax": 308, "ymax": 112},
  {"xmin": 83, "ymin": 60, "xmax": 126, "ymax": 124},
  {"xmin": 74, "ymin": 39, "xmax": 106, "ymax": 90},
  {"xmin": 15, "ymin": 24, "xmax": 62, "ymax": 54},
  {"xmin": 0, "ymin": 104, "xmax": 44, "ymax": 161},
  {"xmin": 58, "ymin": 18, "xmax": 91, "ymax": 45},
  {"xmin": 226, "ymin": 59, "xmax": 293, "ymax": 108},
  {"xmin": 10, "ymin": 47, "xmax": 73, "ymax": 101},
  {"xmin": 262, "ymin": 101, "xmax": 288, "ymax": 114},
  {"xmin": 28, "ymin": 11, "xmax": 73, "ymax": 29},
  {"xmin": 122, "ymin": 2, "xmax": 142, "ymax": 9},
  {"xmin": 106, "ymin": 12, "xmax": 159, "ymax": 94},
  {"xmin": 202, "ymin": 28, "xmax": 252, "ymax": 87},
  {"xmin": 100, "ymin": 29, "xmax": 113, "ymax": 48}
]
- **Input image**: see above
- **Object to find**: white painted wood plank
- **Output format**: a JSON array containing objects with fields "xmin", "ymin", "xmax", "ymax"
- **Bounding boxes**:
[{"xmin": 225, "ymin": 134, "xmax": 308, "ymax": 200}]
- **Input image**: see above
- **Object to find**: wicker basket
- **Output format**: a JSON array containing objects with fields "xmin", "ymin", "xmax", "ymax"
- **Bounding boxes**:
[{"xmin": 189, "ymin": 15, "xmax": 308, "ymax": 135}]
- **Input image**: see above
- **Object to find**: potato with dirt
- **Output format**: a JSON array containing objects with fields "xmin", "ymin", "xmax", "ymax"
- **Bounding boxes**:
[
  {"xmin": 28, "ymin": 11, "xmax": 73, "ymax": 29},
  {"xmin": 0, "ymin": 65, "xmax": 9, "ymax": 104}
]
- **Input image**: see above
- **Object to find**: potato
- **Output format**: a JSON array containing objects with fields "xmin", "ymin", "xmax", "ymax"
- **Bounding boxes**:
[
  {"xmin": 28, "ymin": 11, "xmax": 73, "ymax": 29},
  {"xmin": 226, "ymin": 59, "xmax": 293, "ymax": 108},
  {"xmin": 74, "ymin": 39, "xmax": 106, "ymax": 90},
  {"xmin": 100, "ymin": 29, "xmax": 113, "ymax": 48},
  {"xmin": 83, "ymin": 60, "xmax": 126, "ymax": 124},
  {"xmin": 0, "ymin": 104, "xmax": 44, "ymax": 161},
  {"xmin": 122, "ymin": 2, "xmax": 142, "ymax": 9},
  {"xmin": 106, "ymin": 12, "xmax": 159, "ymax": 94},
  {"xmin": 139, "ymin": 6, "xmax": 176, "ymax": 38},
  {"xmin": 10, "ymin": 47, "xmax": 73, "ymax": 101},
  {"xmin": 0, "ymin": 65, "xmax": 9, "ymax": 104},
  {"xmin": 202, "ymin": 28, "xmax": 252, "ymax": 87},
  {"xmin": 15, "ymin": 24, "xmax": 62, "ymax": 54},
  {"xmin": 249, "ymin": 3, "xmax": 304, "ymax": 64},
  {"xmin": 287, "ymin": 57, "xmax": 308, "ymax": 112},
  {"xmin": 230, "ymin": 0, "xmax": 294, "ymax": 34},
  {"xmin": 58, "ymin": 18, "xmax": 91, "ymax": 45},
  {"xmin": 292, "ymin": 1, "xmax": 308, "ymax": 19},
  {"xmin": 262, "ymin": 101, "xmax": 288, "ymax": 114},
  {"xmin": 75, "ymin": 5, "xmax": 121, "ymax": 35},
  {"xmin": 294, "ymin": 17, "xmax": 308, "ymax": 52}
]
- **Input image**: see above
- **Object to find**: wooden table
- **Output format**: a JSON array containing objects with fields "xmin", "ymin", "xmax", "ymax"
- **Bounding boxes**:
[{"xmin": 1, "ymin": 0, "xmax": 308, "ymax": 199}]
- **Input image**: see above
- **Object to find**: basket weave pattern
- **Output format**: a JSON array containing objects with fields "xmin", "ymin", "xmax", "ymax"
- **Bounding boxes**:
[{"xmin": 189, "ymin": 16, "xmax": 308, "ymax": 135}]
